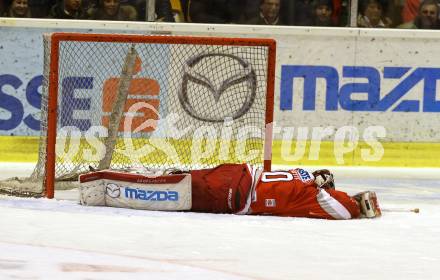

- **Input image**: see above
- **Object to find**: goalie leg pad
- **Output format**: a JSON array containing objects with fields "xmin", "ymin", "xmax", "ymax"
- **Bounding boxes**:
[
  {"xmin": 79, "ymin": 170, "xmax": 192, "ymax": 211},
  {"xmin": 79, "ymin": 182, "xmax": 106, "ymax": 206}
]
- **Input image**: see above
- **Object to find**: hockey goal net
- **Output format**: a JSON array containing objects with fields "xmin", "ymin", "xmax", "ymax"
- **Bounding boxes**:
[{"xmin": 0, "ymin": 32, "xmax": 276, "ymax": 198}]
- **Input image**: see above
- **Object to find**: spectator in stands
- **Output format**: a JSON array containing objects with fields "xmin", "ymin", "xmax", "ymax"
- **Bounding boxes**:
[
  {"xmin": 48, "ymin": 0, "xmax": 85, "ymax": 19},
  {"xmin": 187, "ymin": 0, "xmax": 245, "ymax": 24},
  {"xmin": 244, "ymin": 0, "xmax": 284, "ymax": 25},
  {"xmin": 312, "ymin": 0, "xmax": 334, "ymax": 26},
  {"xmin": 399, "ymin": 0, "xmax": 439, "ymax": 28},
  {"xmin": 4, "ymin": 0, "xmax": 32, "ymax": 17},
  {"xmin": 357, "ymin": 0, "xmax": 392, "ymax": 28},
  {"xmin": 241, "ymin": 0, "xmax": 288, "ymax": 24},
  {"xmin": 87, "ymin": 0, "xmax": 137, "ymax": 20}
]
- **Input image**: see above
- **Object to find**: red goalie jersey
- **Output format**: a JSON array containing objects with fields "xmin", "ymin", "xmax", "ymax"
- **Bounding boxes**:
[{"xmin": 190, "ymin": 164, "xmax": 360, "ymax": 220}]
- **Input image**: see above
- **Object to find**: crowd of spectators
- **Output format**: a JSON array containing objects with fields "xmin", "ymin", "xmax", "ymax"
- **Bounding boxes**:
[
  {"xmin": 0, "ymin": 0, "xmax": 175, "ymax": 21},
  {"xmin": 0, "ymin": 0, "xmax": 440, "ymax": 29}
]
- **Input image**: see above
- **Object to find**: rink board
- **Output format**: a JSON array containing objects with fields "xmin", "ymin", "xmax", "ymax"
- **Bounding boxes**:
[{"xmin": 1, "ymin": 19, "xmax": 440, "ymax": 167}]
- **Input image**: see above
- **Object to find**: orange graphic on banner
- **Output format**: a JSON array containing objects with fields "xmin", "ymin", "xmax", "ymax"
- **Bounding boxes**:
[{"xmin": 102, "ymin": 57, "xmax": 160, "ymax": 132}]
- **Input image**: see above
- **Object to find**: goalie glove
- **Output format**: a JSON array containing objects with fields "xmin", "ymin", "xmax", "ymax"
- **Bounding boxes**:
[
  {"xmin": 312, "ymin": 169, "xmax": 335, "ymax": 189},
  {"xmin": 353, "ymin": 191, "xmax": 382, "ymax": 218}
]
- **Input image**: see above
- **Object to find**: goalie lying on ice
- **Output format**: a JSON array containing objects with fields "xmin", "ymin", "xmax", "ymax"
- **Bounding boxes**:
[{"xmin": 78, "ymin": 164, "xmax": 381, "ymax": 220}]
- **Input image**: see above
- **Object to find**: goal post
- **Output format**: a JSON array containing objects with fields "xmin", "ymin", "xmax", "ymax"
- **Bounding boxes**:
[{"xmin": 1, "ymin": 32, "xmax": 276, "ymax": 199}]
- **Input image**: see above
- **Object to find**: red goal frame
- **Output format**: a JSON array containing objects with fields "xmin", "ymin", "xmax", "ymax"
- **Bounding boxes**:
[{"xmin": 46, "ymin": 33, "xmax": 276, "ymax": 198}]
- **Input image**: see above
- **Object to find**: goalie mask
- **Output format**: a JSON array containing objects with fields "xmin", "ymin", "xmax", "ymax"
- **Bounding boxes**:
[{"xmin": 312, "ymin": 169, "xmax": 335, "ymax": 189}]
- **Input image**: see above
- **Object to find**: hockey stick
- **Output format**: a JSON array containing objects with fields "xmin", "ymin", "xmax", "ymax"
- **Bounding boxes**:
[
  {"xmin": 98, "ymin": 45, "xmax": 138, "ymax": 170},
  {"xmin": 381, "ymin": 208, "xmax": 420, "ymax": 213}
]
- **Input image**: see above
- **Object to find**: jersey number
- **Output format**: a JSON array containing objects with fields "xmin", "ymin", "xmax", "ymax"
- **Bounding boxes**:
[{"xmin": 261, "ymin": 171, "xmax": 294, "ymax": 182}]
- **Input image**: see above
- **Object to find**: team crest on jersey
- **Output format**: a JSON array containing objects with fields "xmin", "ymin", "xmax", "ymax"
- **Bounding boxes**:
[{"xmin": 292, "ymin": 169, "xmax": 314, "ymax": 183}]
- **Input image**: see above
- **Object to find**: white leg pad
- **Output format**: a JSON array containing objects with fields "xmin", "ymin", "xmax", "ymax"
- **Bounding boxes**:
[{"xmin": 78, "ymin": 170, "xmax": 192, "ymax": 211}]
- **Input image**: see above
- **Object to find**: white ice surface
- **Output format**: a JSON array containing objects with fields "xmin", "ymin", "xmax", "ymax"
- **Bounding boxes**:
[{"xmin": 1, "ymin": 163, "xmax": 439, "ymax": 280}]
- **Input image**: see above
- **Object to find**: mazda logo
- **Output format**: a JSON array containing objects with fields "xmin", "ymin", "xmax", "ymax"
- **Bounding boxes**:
[
  {"xmin": 106, "ymin": 183, "xmax": 121, "ymax": 198},
  {"xmin": 179, "ymin": 53, "xmax": 257, "ymax": 122}
]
